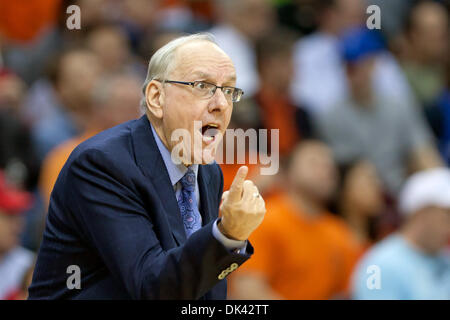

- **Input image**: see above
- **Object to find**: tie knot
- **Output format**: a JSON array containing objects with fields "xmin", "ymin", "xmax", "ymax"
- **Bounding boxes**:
[{"xmin": 180, "ymin": 168, "xmax": 196, "ymax": 191}]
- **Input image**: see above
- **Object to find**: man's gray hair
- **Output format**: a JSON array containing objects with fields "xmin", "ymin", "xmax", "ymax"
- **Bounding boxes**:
[{"xmin": 140, "ymin": 33, "xmax": 217, "ymax": 111}]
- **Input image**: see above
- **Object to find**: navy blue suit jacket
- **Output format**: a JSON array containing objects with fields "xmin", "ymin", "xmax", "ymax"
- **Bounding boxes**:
[{"xmin": 28, "ymin": 115, "xmax": 253, "ymax": 300}]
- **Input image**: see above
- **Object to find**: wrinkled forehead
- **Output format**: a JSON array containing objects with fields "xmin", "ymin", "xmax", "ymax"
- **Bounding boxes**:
[{"xmin": 169, "ymin": 41, "xmax": 236, "ymax": 82}]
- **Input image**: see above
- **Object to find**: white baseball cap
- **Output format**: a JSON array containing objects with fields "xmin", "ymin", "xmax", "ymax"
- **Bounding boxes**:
[{"xmin": 399, "ymin": 167, "xmax": 450, "ymax": 216}]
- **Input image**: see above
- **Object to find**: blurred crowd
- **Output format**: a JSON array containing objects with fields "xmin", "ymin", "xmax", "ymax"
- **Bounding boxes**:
[{"xmin": 0, "ymin": 0, "xmax": 449, "ymax": 300}]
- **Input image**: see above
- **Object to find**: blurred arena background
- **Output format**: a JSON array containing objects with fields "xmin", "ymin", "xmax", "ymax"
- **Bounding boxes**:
[{"xmin": 0, "ymin": 0, "xmax": 449, "ymax": 300}]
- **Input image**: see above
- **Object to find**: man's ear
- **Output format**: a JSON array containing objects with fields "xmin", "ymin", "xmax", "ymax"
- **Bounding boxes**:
[{"xmin": 145, "ymin": 81, "xmax": 164, "ymax": 119}]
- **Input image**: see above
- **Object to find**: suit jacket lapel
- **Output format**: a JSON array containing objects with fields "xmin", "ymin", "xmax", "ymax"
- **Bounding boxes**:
[{"xmin": 130, "ymin": 115, "xmax": 187, "ymax": 245}]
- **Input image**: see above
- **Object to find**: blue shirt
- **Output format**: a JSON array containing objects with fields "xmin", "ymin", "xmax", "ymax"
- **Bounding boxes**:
[
  {"xmin": 150, "ymin": 123, "xmax": 246, "ymax": 252},
  {"xmin": 352, "ymin": 233, "xmax": 450, "ymax": 299}
]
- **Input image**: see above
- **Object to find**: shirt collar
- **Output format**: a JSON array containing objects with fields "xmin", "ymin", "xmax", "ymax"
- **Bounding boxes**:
[{"xmin": 150, "ymin": 122, "xmax": 198, "ymax": 187}]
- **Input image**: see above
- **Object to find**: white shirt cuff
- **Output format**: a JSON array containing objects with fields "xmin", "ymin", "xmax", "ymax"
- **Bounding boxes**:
[{"xmin": 212, "ymin": 219, "xmax": 247, "ymax": 254}]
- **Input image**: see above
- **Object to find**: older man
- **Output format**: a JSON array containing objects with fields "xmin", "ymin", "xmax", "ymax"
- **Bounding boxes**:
[{"xmin": 29, "ymin": 34, "xmax": 266, "ymax": 299}]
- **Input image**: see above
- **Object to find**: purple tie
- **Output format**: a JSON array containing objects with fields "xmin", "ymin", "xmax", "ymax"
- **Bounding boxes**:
[{"xmin": 177, "ymin": 168, "xmax": 202, "ymax": 238}]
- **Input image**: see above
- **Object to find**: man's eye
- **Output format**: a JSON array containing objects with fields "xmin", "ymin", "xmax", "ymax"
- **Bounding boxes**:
[
  {"xmin": 195, "ymin": 82, "xmax": 207, "ymax": 90},
  {"xmin": 223, "ymin": 88, "xmax": 234, "ymax": 95}
]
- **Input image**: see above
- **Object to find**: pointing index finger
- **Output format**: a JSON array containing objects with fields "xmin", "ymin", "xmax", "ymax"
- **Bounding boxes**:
[{"xmin": 228, "ymin": 166, "xmax": 248, "ymax": 201}]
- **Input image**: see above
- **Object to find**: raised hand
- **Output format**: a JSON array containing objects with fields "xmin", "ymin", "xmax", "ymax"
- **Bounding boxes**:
[{"xmin": 218, "ymin": 166, "xmax": 266, "ymax": 241}]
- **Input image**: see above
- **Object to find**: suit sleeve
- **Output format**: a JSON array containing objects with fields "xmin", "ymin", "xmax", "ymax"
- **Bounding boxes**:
[{"xmin": 62, "ymin": 148, "xmax": 252, "ymax": 300}]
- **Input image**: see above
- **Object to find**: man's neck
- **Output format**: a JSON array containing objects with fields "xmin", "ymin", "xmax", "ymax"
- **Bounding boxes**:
[
  {"xmin": 150, "ymin": 118, "xmax": 171, "ymax": 152},
  {"xmin": 149, "ymin": 118, "xmax": 193, "ymax": 168}
]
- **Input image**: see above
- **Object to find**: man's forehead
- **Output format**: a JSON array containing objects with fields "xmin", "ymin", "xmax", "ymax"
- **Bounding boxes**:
[
  {"xmin": 176, "ymin": 40, "xmax": 228, "ymax": 58},
  {"xmin": 190, "ymin": 70, "xmax": 236, "ymax": 82},
  {"xmin": 173, "ymin": 41, "xmax": 235, "ymax": 79}
]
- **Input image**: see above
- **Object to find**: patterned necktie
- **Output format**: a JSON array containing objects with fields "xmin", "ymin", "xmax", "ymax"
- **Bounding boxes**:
[{"xmin": 177, "ymin": 168, "xmax": 202, "ymax": 238}]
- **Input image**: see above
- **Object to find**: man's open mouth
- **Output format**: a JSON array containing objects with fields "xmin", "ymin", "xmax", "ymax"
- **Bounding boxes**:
[{"xmin": 201, "ymin": 123, "xmax": 220, "ymax": 144}]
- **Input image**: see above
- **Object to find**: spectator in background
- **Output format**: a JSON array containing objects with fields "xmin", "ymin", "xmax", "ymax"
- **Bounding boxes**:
[
  {"xmin": 0, "ymin": 70, "xmax": 39, "ymax": 190},
  {"xmin": 25, "ymin": 48, "xmax": 103, "ymax": 162},
  {"xmin": 39, "ymin": 73, "xmax": 143, "ymax": 205},
  {"xmin": 75, "ymin": 0, "xmax": 111, "ymax": 28},
  {"xmin": 352, "ymin": 167, "xmax": 450, "ymax": 300},
  {"xmin": 155, "ymin": 0, "xmax": 212, "ymax": 33},
  {"xmin": 337, "ymin": 160, "xmax": 385, "ymax": 250},
  {"xmin": 4, "ymin": 263, "xmax": 34, "ymax": 300},
  {"xmin": 0, "ymin": 69, "xmax": 26, "ymax": 113},
  {"xmin": 275, "ymin": 0, "xmax": 322, "ymax": 35},
  {"xmin": 54, "ymin": 0, "xmax": 122, "ymax": 49},
  {"xmin": 254, "ymin": 28, "xmax": 314, "ymax": 158},
  {"xmin": 229, "ymin": 141, "xmax": 361, "ymax": 299},
  {"xmin": 317, "ymin": 27, "xmax": 442, "ymax": 195},
  {"xmin": 291, "ymin": 0, "xmax": 416, "ymax": 115},
  {"xmin": 210, "ymin": 0, "xmax": 275, "ymax": 98},
  {"xmin": 0, "ymin": 69, "xmax": 45, "ymax": 252},
  {"xmin": 290, "ymin": 0, "xmax": 363, "ymax": 114},
  {"xmin": 0, "ymin": 0, "xmax": 62, "ymax": 84},
  {"xmin": 367, "ymin": 0, "xmax": 415, "ymax": 53},
  {"xmin": 86, "ymin": 24, "xmax": 144, "ymax": 77},
  {"xmin": 118, "ymin": 0, "xmax": 163, "ymax": 57},
  {"xmin": 0, "ymin": 171, "xmax": 34, "ymax": 300},
  {"xmin": 402, "ymin": 1, "xmax": 448, "ymax": 108},
  {"xmin": 401, "ymin": 1, "xmax": 449, "ymax": 135}
]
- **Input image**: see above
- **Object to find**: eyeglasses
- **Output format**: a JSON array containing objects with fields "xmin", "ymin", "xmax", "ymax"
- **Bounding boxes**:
[{"xmin": 157, "ymin": 80, "xmax": 244, "ymax": 103}]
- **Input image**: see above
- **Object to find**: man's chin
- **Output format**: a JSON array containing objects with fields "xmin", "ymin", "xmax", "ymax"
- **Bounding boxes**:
[
  {"xmin": 200, "ymin": 157, "xmax": 216, "ymax": 165},
  {"xmin": 188, "ymin": 142, "xmax": 217, "ymax": 165},
  {"xmin": 191, "ymin": 151, "xmax": 216, "ymax": 165}
]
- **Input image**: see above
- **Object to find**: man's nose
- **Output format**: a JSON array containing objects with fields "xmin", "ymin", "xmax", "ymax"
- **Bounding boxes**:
[{"xmin": 208, "ymin": 87, "xmax": 229, "ymax": 112}]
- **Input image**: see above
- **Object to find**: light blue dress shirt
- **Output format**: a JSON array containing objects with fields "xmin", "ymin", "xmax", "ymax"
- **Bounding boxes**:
[
  {"xmin": 150, "ymin": 124, "xmax": 246, "ymax": 253},
  {"xmin": 351, "ymin": 233, "xmax": 450, "ymax": 300}
]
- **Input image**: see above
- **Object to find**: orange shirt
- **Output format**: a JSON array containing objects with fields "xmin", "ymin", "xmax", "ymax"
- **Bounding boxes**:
[
  {"xmin": 233, "ymin": 192, "xmax": 363, "ymax": 300},
  {"xmin": 39, "ymin": 131, "xmax": 97, "ymax": 205},
  {"xmin": 0, "ymin": 0, "xmax": 61, "ymax": 42}
]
